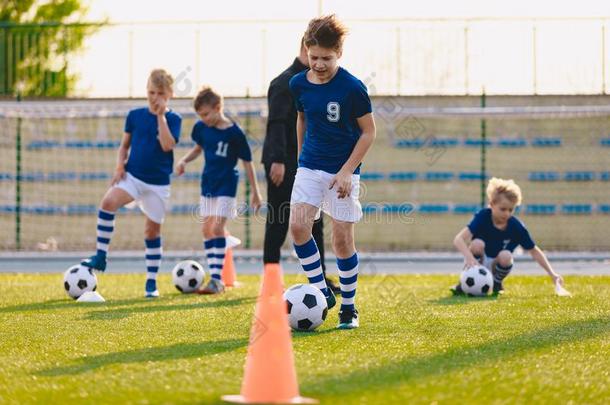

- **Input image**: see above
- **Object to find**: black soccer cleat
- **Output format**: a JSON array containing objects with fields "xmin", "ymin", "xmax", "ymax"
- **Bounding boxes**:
[
  {"xmin": 324, "ymin": 288, "xmax": 336, "ymax": 310},
  {"xmin": 325, "ymin": 277, "xmax": 341, "ymax": 296},
  {"xmin": 450, "ymin": 283, "xmax": 465, "ymax": 296},
  {"xmin": 337, "ymin": 307, "xmax": 359, "ymax": 329},
  {"xmin": 81, "ymin": 254, "xmax": 107, "ymax": 272},
  {"xmin": 492, "ymin": 281, "xmax": 505, "ymax": 295}
]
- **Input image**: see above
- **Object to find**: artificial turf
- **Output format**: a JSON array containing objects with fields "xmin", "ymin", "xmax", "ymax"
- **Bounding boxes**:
[{"xmin": 0, "ymin": 273, "xmax": 608, "ymax": 404}]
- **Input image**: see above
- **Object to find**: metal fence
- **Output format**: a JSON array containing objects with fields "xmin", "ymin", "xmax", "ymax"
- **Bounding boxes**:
[
  {"xmin": 1, "ymin": 96, "xmax": 610, "ymax": 252},
  {"xmin": 1, "ymin": 18, "xmax": 610, "ymax": 98}
]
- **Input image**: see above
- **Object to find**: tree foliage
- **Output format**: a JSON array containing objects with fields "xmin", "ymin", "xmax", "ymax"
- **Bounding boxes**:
[{"xmin": 1, "ymin": 0, "xmax": 105, "ymax": 96}]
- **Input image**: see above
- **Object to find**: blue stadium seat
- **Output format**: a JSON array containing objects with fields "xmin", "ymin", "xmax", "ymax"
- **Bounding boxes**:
[
  {"xmin": 79, "ymin": 172, "xmax": 110, "ymax": 181},
  {"xmin": 362, "ymin": 204, "xmax": 379, "ymax": 214},
  {"xmin": 66, "ymin": 205, "xmax": 97, "ymax": 215},
  {"xmin": 497, "ymin": 138, "xmax": 527, "ymax": 148},
  {"xmin": 388, "ymin": 171, "xmax": 418, "ymax": 181},
  {"xmin": 458, "ymin": 172, "xmax": 485, "ymax": 181},
  {"xmin": 425, "ymin": 171, "xmax": 454, "ymax": 181},
  {"xmin": 562, "ymin": 204, "xmax": 593, "ymax": 215},
  {"xmin": 0, "ymin": 205, "xmax": 15, "ymax": 213},
  {"xmin": 92, "ymin": 141, "xmax": 120, "ymax": 149},
  {"xmin": 46, "ymin": 172, "xmax": 78, "ymax": 181},
  {"xmin": 383, "ymin": 204, "xmax": 402, "ymax": 214},
  {"xmin": 599, "ymin": 204, "xmax": 610, "ymax": 214},
  {"xmin": 171, "ymin": 205, "xmax": 193, "ymax": 214},
  {"xmin": 23, "ymin": 205, "xmax": 63, "ymax": 215},
  {"xmin": 248, "ymin": 139, "xmax": 263, "ymax": 148},
  {"xmin": 531, "ymin": 137, "xmax": 561, "ymax": 147},
  {"xmin": 525, "ymin": 204, "xmax": 557, "ymax": 215},
  {"xmin": 176, "ymin": 141, "xmax": 196, "ymax": 148},
  {"xmin": 17, "ymin": 172, "xmax": 45, "ymax": 181},
  {"xmin": 453, "ymin": 204, "xmax": 480, "ymax": 214},
  {"xmin": 528, "ymin": 171, "xmax": 560, "ymax": 181},
  {"xmin": 237, "ymin": 110, "xmax": 263, "ymax": 117},
  {"xmin": 428, "ymin": 138, "xmax": 459, "ymax": 147},
  {"xmin": 463, "ymin": 138, "xmax": 492, "ymax": 147},
  {"xmin": 177, "ymin": 172, "xmax": 200, "ymax": 181},
  {"xmin": 394, "ymin": 139, "xmax": 425, "ymax": 148},
  {"xmin": 564, "ymin": 171, "xmax": 595, "ymax": 181},
  {"xmin": 600, "ymin": 138, "xmax": 610, "ymax": 147},
  {"xmin": 600, "ymin": 172, "xmax": 610, "ymax": 181},
  {"xmin": 385, "ymin": 203, "xmax": 416, "ymax": 214},
  {"xmin": 418, "ymin": 204, "xmax": 450, "ymax": 214},
  {"xmin": 64, "ymin": 141, "xmax": 93, "ymax": 149},
  {"xmin": 360, "ymin": 172, "xmax": 385, "ymax": 181},
  {"xmin": 27, "ymin": 140, "xmax": 61, "ymax": 150}
]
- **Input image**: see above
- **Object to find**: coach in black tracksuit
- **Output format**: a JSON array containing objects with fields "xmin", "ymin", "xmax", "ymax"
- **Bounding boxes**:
[{"xmin": 262, "ymin": 40, "xmax": 339, "ymax": 294}]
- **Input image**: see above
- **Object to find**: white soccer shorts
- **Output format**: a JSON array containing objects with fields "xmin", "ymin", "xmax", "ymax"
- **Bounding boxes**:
[
  {"xmin": 290, "ymin": 167, "xmax": 363, "ymax": 223},
  {"xmin": 199, "ymin": 196, "xmax": 237, "ymax": 219},
  {"xmin": 115, "ymin": 172, "xmax": 171, "ymax": 224}
]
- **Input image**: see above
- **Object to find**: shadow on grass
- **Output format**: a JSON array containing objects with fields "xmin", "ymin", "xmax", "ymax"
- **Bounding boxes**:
[
  {"xmin": 0, "ymin": 297, "xmax": 161, "ymax": 314},
  {"xmin": 84, "ymin": 296, "xmax": 257, "ymax": 320},
  {"xmin": 35, "ymin": 337, "xmax": 249, "ymax": 377},
  {"xmin": 301, "ymin": 316, "xmax": 610, "ymax": 396},
  {"xmin": 292, "ymin": 327, "xmax": 341, "ymax": 339},
  {"xmin": 429, "ymin": 294, "xmax": 499, "ymax": 306}
]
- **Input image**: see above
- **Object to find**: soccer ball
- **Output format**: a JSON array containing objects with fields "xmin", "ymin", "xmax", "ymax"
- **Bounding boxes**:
[
  {"xmin": 172, "ymin": 260, "xmax": 205, "ymax": 293},
  {"xmin": 63, "ymin": 264, "xmax": 97, "ymax": 299},
  {"xmin": 283, "ymin": 284, "xmax": 328, "ymax": 331},
  {"xmin": 460, "ymin": 265, "xmax": 493, "ymax": 296}
]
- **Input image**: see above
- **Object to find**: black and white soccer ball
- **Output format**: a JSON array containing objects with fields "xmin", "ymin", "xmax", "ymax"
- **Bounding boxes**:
[
  {"xmin": 172, "ymin": 260, "xmax": 205, "ymax": 293},
  {"xmin": 460, "ymin": 265, "xmax": 493, "ymax": 296},
  {"xmin": 63, "ymin": 264, "xmax": 97, "ymax": 299},
  {"xmin": 283, "ymin": 284, "xmax": 328, "ymax": 331}
]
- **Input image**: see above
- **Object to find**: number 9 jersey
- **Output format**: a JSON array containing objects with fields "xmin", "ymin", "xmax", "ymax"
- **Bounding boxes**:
[
  {"xmin": 190, "ymin": 121, "xmax": 252, "ymax": 197},
  {"xmin": 289, "ymin": 67, "xmax": 372, "ymax": 175}
]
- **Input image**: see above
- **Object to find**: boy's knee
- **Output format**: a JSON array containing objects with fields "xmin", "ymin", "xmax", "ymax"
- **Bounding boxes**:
[
  {"xmin": 496, "ymin": 250, "xmax": 513, "ymax": 267},
  {"xmin": 470, "ymin": 239, "xmax": 485, "ymax": 256},
  {"xmin": 290, "ymin": 221, "xmax": 310, "ymax": 243},
  {"xmin": 100, "ymin": 197, "xmax": 117, "ymax": 212}
]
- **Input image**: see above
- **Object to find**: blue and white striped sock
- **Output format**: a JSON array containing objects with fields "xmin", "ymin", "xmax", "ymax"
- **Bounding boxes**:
[
  {"xmin": 494, "ymin": 262, "xmax": 513, "ymax": 283},
  {"xmin": 294, "ymin": 238, "xmax": 328, "ymax": 296},
  {"xmin": 96, "ymin": 209, "xmax": 115, "ymax": 258},
  {"xmin": 145, "ymin": 237, "xmax": 162, "ymax": 291},
  {"xmin": 205, "ymin": 237, "xmax": 226, "ymax": 280},
  {"xmin": 338, "ymin": 252, "xmax": 359, "ymax": 311}
]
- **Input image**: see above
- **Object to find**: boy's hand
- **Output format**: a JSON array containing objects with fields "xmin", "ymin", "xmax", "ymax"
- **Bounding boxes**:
[
  {"xmin": 250, "ymin": 192, "xmax": 262, "ymax": 213},
  {"xmin": 329, "ymin": 169, "xmax": 352, "ymax": 199},
  {"xmin": 464, "ymin": 255, "xmax": 480, "ymax": 269},
  {"xmin": 111, "ymin": 165, "xmax": 126, "ymax": 185},
  {"xmin": 153, "ymin": 98, "xmax": 168, "ymax": 116},
  {"xmin": 175, "ymin": 160, "xmax": 186, "ymax": 176}
]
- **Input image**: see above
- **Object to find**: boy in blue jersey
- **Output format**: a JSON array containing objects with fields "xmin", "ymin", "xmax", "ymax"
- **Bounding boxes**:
[
  {"xmin": 81, "ymin": 69, "xmax": 181, "ymax": 298},
  {"xmin": 176, "ymin": 87, "xmax": 262, "ymax": 294},
  {"xmin": 452, "ymin": 177, "xmax": 564, "ymax": 295},
  {"xmin": 289, "ymin": 15, "xmax": 377, "ymax": 329}
]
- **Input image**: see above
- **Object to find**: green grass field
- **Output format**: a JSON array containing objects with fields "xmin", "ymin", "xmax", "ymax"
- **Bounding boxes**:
[{"xmin": 0, "ymin": 273, "xmax": 608, "ymax": 404}]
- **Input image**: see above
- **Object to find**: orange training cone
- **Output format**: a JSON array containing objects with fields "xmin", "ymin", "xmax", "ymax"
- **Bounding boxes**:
[
  {"xmin": 222, "ymin": 263, "xmax": 317, "ymax": 404},
  {"xmin": 221, "ymin": 247, "xmax": 237, "ymax": 287}
]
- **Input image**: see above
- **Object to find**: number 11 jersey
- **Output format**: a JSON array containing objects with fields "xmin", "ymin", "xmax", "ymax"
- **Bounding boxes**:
[{"xmin": 191, "ymin": 121, "xmax": 252, "ymax": 197}]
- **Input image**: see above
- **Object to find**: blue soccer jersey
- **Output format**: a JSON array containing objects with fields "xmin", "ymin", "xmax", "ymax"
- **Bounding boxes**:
[
  {"xmin": 289, "ymin": 67, "xmax": 372, "ymax": 174},
  {"xmin": 191, "ymin": 121, "xmax": 252, "ymax": 197},
  {"xmin": 468, "ymin": 208, "xmax": 536, "ymax": 258},
  {"xmin": 124, "ymin": 107, "xmax": 181, "ymax": 185}
]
